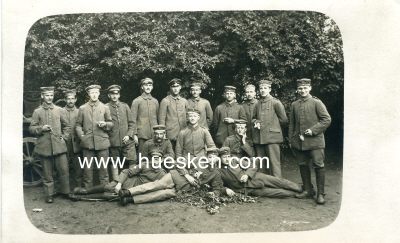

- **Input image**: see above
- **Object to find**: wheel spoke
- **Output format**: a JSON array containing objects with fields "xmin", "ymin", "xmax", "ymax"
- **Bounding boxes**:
[
  {"xmin": 33, "ymin": 166, "xmax": 42, "ymax": 177},
  {"xmin": 25, "ymin": 142, "xmax": 31, "ymax": 157}
]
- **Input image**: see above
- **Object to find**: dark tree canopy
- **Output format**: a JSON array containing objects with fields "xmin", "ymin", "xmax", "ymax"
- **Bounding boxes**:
[{"xmin": 24, "ymin": 11, "xmax": 343, "ymax": 151}]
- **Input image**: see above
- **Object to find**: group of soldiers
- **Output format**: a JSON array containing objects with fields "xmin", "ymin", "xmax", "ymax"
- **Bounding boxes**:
[{"xmin": 29, "ymin": 77, "xmax": 331, "ymax": 206}]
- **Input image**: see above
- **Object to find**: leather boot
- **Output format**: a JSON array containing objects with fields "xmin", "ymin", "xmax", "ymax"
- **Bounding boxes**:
[
  {"xmin": 86, "ymin": 184, "xmax": 105, "ymax": 194},
  {"xmin": 295, "ymin": 165, "xmax": 314, "ymax": 199},
  {"xmin": 118, "ymin": 189, "xmax": 131, "ymax": 198},
  {"xmin": 315, "ymin": 167, "xmax": 326, "ymax": 204},
  {"xmin": 119, "ymin": 196, "xmax": 134, "ymax": 206}
]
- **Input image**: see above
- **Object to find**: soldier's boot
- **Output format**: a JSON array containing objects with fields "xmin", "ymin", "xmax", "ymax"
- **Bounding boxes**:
[
  {"xmin": 133, "ymin": 189, "xmax": 176, "ymax": 204},
  {"xmin": 85, "ymin": 185, "xmax": 105, "ymax": 194},
  {"xmin": 315, "ymin": 167, "xmax": 326, "ymax": 205},
  {"xmin": 119, "ymin": 196, "xmax": 134, "ymax": 206},
  {"xmin": 118, "ymin": 189, "xmax": 131, "ymax": 198},
  {"xmin": 295, "ymin": 165, "xmax": 314, "ymax": 199}
]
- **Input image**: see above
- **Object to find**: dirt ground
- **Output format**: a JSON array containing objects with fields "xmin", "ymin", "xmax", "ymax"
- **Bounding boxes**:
[{"xmin": 24, "ymin": 152, "xmax": 342, "ymax": 234}]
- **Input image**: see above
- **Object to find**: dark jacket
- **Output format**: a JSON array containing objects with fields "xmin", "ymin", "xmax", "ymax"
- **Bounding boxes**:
[
  {"xmin": 106, "ymin": 101, "xmax": 135, "ymax": 147},
  {"xmin": 212, "ymin": 101, "xmax": 246, "ymax": 146},
  {"xmin": 252, "ymin": 95, "xmax": 288, "ymax": 144},
  {"xmin": 187, "ymin": 97, "xmax": 213, "ymax": 129},
  {"xmin": 241, "ymin": 99, "xmax": 258, "ymax": 140},
  {"xmin": 64, "ymin": 106, "xmax": 81, "ymax": 153},
  {"xmin": 131, "ymin": 93, "xmax": 159, "ymax": 140},
  {"xmin": 288, "ymin": 95, "xmax": 331, "ymax": 150},
  {"xmin": 158, "ymin": 95, "xmax": 188, "ymax": 140}
]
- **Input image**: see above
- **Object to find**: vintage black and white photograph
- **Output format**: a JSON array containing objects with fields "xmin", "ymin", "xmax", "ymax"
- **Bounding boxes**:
[{"xmin": 21, "ymin": 11, "xmax": 343, "ymax": 234}]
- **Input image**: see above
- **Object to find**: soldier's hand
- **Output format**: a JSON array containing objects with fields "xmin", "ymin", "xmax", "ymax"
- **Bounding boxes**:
[
  {"xmin": 224, "ymin": 117, "xmax": 235, "ymax": 124},
  {"xmin": 42, "ymin": 125, "xmax": 51, "ymax": 131},
  {"xmin": 122, "ymin": 136, "xmax": 130, "ymax": 144},
  {"xmin": 114, "ymin": 183, "xmax": 122, "ymax": 193},
  {"xmin": 240, "ymin": 174, "xmax": 249, "ymax": 183},
  {"xmin": 194, "ymin": 171, "xmax": 203, "ymax": 179},
  {"xmin": 226, "ymin": 188, "xmax": 236, "ymax": 197},
  {"xmin": 184, "ymin": 174, "xmax": 198, "ymax": 186},
  {"xmin": 133, "ymin": 135, "xmax": 139, "ymax": 145},
  {"xmin": 304, "ymin": 129, "xmax": 313, "ymax": 136},
  {"xmin": 254, "ymin": 121, "xmax": 261, "ymax": 130},
  {"xmin": 97, "ymin": 121, "xmax": 106, "ymax": 128}
]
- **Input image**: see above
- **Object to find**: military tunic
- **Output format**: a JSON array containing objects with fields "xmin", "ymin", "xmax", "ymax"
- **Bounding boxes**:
[
  {"xmin": 158, "ymin": 95, "xmax": 188, "ymax": 141},
  {"xmin": 141, "ymin": 138, "xmax": 175, "ymax": 159},
  {"xmin": 187, "ymin": 97, "xmax": 213, "ymax": 129},
  {"xmin": 212, "ymin": 101, "xmax": 246, "ymax": 146},
  {"xmin": 175, "ymin": 125, "xmax": 216, "ymax": 159},
  {"xmin": 241, "ymin": 99, "xmax": 258, "ymax": 140},
  {"xmin": 131, "ymin": 93, "xmax": 159, "ymax": 140}
]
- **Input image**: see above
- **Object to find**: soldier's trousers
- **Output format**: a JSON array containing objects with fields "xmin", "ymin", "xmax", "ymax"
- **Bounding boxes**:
[
  {"xmin": 252, "ymin": 172, "xmax": 302, "ymax": 192},
  {"xmin": 109, "ymin": 142, "xmax": 137, "ymax": 180},
  {"xmin": 255, "ymin": 143, "xmax": 282, "ymax": 178},
  {"xmin": 247, "ymin": 188, "xmax": 296, "ymax": 198},
  {"xmin": 40, "ymin": 153, "xmax": 70, "ymax": 197},
  {"xmin": 82, "ymin": 149, "xmax": 110, "ymax": 189},
  {"xmin": 294, "ymin": 149, "xmax": 325, "ymax": 168},
  {"xmin": 125, "ymin": 170, "xmax": 191, "ymax": 203},
  {"xmin": 67, "ymin": 151, "xmax": 82, "ymax": 188}
]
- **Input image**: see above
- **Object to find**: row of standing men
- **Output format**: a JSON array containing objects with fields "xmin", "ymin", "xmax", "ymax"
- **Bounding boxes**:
[{"xmin": 29, "ymin": 77, "xmax": 331, "ymax": 204}]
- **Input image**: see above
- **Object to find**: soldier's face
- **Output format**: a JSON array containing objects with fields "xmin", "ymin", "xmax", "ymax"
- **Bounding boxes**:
[
  {"xmin": 259, "ymin": 84, "xmax": 271, "ymax": 97},
  {"xmin": 142, "ymin": 83, "xmax": 153, "ymax": 94},
  {"xmin": 152, "ymin": 156, "xmax": 162, "ymax": 165},
  {"xmin": 65, "ymin": 94, "xmax": 77, "ymax": 108},
  {"xmin": 187, "ymin": 112, "xmax": 200, "ymax": 125},
  {"xmin": 190, "ymin": 87, "xmax": 201, "ymax": 98},
  {"xmin": 245, "ymin": 87, "xmax": 256, "ymax": 100},
  {"xmin": 88, "ymin": 89, "xmax": 100, "ymax": 101},
  {"xmin": 154, "ymin": 130, "xmax": 165, "ymax": 142},
  {"xmin": 108, "ymin": 92, "xmax": 120, "ymax": 102},
  {"xmin": 297, "ymin": 85, "xmax": 312, "ymax": 97},
  {"xmin": 41, "ymin": 92, "xmax": 54, "ymax": 104},
  {"xmin": 207, "ymin": 153, "xmax": 220, "ymax": 165},
  {"xmin": 221, "ymin": 154, "xmax": 231, "ymax": 165},
  {"xmin": 224, "ymin": 91, "xmax": 236, "ymax": 102},
  {"xmin": 170, "ymin": 85, "xmax": 181, "ymax": 96},
  {"xmin": 235, "ymin": 124, "xmax": 247, "ymax": 135}
]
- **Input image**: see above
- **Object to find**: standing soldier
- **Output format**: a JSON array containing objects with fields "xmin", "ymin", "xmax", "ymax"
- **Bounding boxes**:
[
  {"xmin": 29, "ymin": 87, "xmax": 71, "ymax": 203},
  {"xmin": 175, "ymin": 108, "xmax": 216, "ymax": 159},
  {"xmin": 63, "ymin": 89, "xmax": 82, "ymax": 190},
  {"xmin": 187, "ymin": 82, "xmax": 213, "ymax": 129},
  {"xmin": 158, "ymin": 78, "xmax": 188, "ymax": 148},
  {"xmin": 76, "ymin": 85, "xmax": 113, "ymax": 190},
  {"xmin": 212, "ymin": 85, "xmax": 246, "ymax": 147},
  {"xmin": 252, "ymin": 80, "xmax": 288, "ymax": 178},
  {"xmin": 289, "ymin": 78, "xmax": 331, "ymax": 204},
  {"xmin": 241, "ymin": 84, "xmax": 258, "ymax": 141},
  {"xmin": 106, "ymin": 84, "xmax": 137, "ymax": 181},
  {"xmin": 131, "ymin": 77, "xmax": 159, "ymax": 152}
]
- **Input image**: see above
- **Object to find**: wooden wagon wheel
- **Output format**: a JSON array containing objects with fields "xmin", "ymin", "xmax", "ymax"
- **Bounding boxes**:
[{"xmin": 23, "ymin": 137, "xmax": 43, "ymax": 187}]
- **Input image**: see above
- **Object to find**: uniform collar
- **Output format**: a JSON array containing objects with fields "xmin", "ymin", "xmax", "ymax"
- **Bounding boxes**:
[
  {"xmin": 300, "ymin": 94, "xmax": 312, "ymax": 102},
  {"xmin": 225, "ymin": 100, "xmax": 236, "ymax": 106},
  {"xmin": 109, "ymin": 101, "xmax": 120, "ymax": 107},
  {"xmin": 141, "ymin": 93, "xmax": 153, "ymax": 100},
  {"xmin": 188, "ymin": 124, "xmax": 200, "ymax": 130},
  {"xmin": 89, "ymin": 100, "xmax": 100, "ymax": 106},
  {"xmin": 169, "ymin": 94, "xmax": 181, "ymax": 100},
  {"xmin": 246, "ymin": 98, "xmax": 257, "ymax": 105},
  {"xmin": 42, "ymin": 103, "xmax": 54, "ymax": 109},
  {"xmin": 259, "ymin": 95, "xmax": 272, "ymax": 102},
  {"xmin": 65, "ymin": 105, "xmax": 76, "ymax": 111},
  {"xmin": 191, "ymin": 97, "xmax": 200, "ymax": 102}
]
